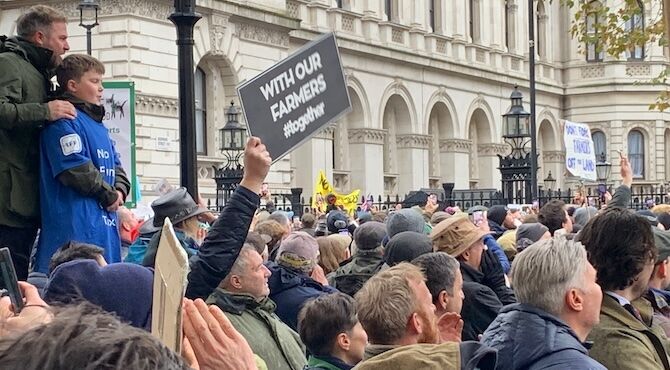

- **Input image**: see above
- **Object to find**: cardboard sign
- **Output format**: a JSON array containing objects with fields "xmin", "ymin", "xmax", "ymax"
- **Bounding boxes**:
[
  {"xmin": 238, "ymin": 32, "xmax": 351, "ymax": 162},
  {"xmin": 151, "ymin": 218, "xmax": 189, "ymax": 353},
  {"xmin": 563, "ymin": 120, "xmax": 597, "ymax": 181}
]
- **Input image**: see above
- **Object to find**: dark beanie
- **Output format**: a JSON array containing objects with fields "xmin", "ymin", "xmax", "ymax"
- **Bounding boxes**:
[
  {"xmin": 658, "ymin": 213, "xmax": 670, "ymax": 230},
  {"xmin": 516, "ymin": 223, "xmax": 549, "ymax": 245},
  {"xmin": 488, "ymin": 205, "xmax": 508, "ymax": 226},
  {"xmin": 44, "ymin": 260, "xmax": 154, "ymax": 330},
  {"xmin": 384, "ymin": 231, "xmax": 432, "ymax": 267},
  {"xmin": 353, "ymin": 221, "xmax": 387, "ymax": 250}
]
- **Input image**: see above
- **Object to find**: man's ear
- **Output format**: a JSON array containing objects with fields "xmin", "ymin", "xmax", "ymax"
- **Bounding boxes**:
[
  {"xmin": 336, "ymin": 332, "xmax": 351, "ymax": 351},
  {"xmin": 408, "ymin": 312, "xmax": 422, "ymax": 335},
  {"xmin": 461, "ymin": 249, "xmax": 471, "ymax": 263},
  {"xmin": 121, "ymin": 220, "xmax": 131, "ymax": 232},
  {"xmin": 437, "ymin": 290, "xmax": 449, "ymax": 311},
  {"xmin": 565, "ymin": 288, "xmax": 583, "ymax": 312},
  {"xmin": 230, "ymin": 275, "xmax": 243, "ymax": 290},
  {"xmin": 31, "ymin": 30, "xmax": 46, "ymax": 46}
]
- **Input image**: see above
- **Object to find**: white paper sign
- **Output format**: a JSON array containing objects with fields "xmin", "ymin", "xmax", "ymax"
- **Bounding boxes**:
[{"xmin": 564, "ymin": 120, "xmax": 597, "ymax": 181}]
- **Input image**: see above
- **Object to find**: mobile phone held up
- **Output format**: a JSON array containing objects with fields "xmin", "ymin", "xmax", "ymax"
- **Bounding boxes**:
[
  {"xmin": 470, "ymin": 211, "xmax": 484, "ymax": 227},
  {"xmin": 0, "ymin": 247, "xmax": 23, "ymax": 313}
]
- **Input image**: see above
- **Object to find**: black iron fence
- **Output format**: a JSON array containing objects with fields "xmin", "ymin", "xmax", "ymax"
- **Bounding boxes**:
[{"xmin": 208, "ymin": 183, "xmax": 670, "ymax": 216}]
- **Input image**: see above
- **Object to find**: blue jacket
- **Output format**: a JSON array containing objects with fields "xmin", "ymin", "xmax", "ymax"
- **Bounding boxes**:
[
  {"xmin": 267, "ymin": 262, "xmax": 337, "ymax": 331},
  {"xmin": 481, "ymin": 303, "xmax": 606, "ymax": 370},
  {"xmin": 483, "ymin": 234, "xmax": 510, "ymax": 274}
]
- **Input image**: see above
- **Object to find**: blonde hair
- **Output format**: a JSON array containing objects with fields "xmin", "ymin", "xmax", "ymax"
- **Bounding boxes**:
[
  {"xmin": 317, "ymin": 236, "xmax": 350, "ymax": 275},
  {"xmin": 355, "ymin": 263, "xmax": 425, "ymax": 344},
  {"xmin": 255, "ymin": 220, "xmax": 288, "ymax": 249},
  {"xmin": 652, "ymin": 204, "xmax": 670, "ymax": 215}
]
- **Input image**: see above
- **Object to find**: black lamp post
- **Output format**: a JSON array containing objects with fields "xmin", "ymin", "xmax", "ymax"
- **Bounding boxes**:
[
  {"xmin": 78, "ymin": 0, "xmax": 99, "ymax": 55},
  {"xmin": 213, "ymin": 102, "xmax": 247, "ymax": 210},
  {"xmin": 595, "ymin": 152, "xmax": 612, "ymax": 184},
  {"xmin": 170, "ymin": 0, "xmax": 202, "ymax": 199},
  {"xmin": 498, "ymin": 86, "xmax": 534, "ymax": 204}
]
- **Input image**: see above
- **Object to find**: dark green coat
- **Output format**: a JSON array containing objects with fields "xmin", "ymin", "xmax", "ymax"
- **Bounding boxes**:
[
  {"xmin": 588, "ymin": 294, "xmax": 670, "ymax": 369},
  {"xmin": 0, "ymin": 36, "xmax": 53, "ymax": 228},
  {"xmin": 207, "ymin": 289, "xmax": 307, "ymax": 370}
]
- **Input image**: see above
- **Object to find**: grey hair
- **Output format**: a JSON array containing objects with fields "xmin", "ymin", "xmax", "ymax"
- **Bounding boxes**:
[
  {"xmin": 16, "ymin": 5, "xmax": 67, "ymax": 39},
  {"xmin": 412, "ymin": 252, "xmax": 460, "ymax": 302},
  {"xmin": 220, "ymin": 244, "xmax": 258, "ymax": 288},
  {"xmin": 268, "ymin": 211, "xmax": 290, "ymax": 226},
  {"xmin": 511, "ymin": 237, "xmax": 588, "ymax": 317}
]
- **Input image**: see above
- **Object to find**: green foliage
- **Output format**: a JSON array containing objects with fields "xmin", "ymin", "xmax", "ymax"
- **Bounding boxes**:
[{"xmin": 558, "ymin": 0, "xmax": 670, "ymax": 111}]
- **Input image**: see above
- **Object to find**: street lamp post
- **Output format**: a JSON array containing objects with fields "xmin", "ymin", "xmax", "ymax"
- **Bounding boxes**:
[
  {"xmin": 528, "ymin": 0, "xmax": 539, "ymax": 201},
  {"xmin": 499, "ymin": 86, "xmax": 533, "ymax": 204},
  {"xmin": 214, "ymin": 102, "xmax": 247, "ymax": 210},
  {"xmin": 170, "ymin": 0, "xmax": 202, "ymax": 199},
  {"xmin": 78, "ymin": 0, "xmax": 99, "ymax": 55}
]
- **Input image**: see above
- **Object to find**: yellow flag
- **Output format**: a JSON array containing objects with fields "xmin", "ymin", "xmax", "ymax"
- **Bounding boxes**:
[{"xmin": 311, "ymin": 170, "xmax": 360, "ymax": 216}]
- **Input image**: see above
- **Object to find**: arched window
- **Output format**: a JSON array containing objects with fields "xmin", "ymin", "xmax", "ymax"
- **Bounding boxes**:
[
  {"xmin": 592, "ymin": 130, "xmax": 606, "ymax": 160},
  {"xmin": 194, "ymin": 67, "xmax": 207, "ymax": 155},
  {"xmin": 586, "ymin": 1, "xmax": 604, "ymax": 62},
  {"xmin": 626, "ymin": 4, "xmax": 645, "ymax": 60},
  {"xmin": 628, "ymin": 130, "xmax": 645, "ymax": 178}
]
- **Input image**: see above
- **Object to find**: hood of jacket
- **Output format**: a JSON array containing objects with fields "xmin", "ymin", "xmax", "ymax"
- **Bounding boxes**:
[
  {"xmin": 0, "ymin": 36, "xmax": 54, "ymax": 80},
  {"xmin": 487, "ymin": 220, "xmax": 506, "ymax": 239},
  {"xmin": 267, "ymin": 262, "xmax": 325, "ymax": 296},
  {"xmin": 481, "ymin": 303, "xmax": 589, "ymax": 369},
  {"xmin": 206, "ymin": 288, "xmax": 276, "ymax": 315}
]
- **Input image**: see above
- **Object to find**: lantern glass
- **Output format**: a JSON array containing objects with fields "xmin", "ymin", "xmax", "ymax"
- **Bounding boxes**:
[
  {"xmin": 223, "ymin": 130, "xmax": 232, "ymax": 150},
  {"xmin": 520, "ymin": 115, "xmax": 529, "ymax": 136},
  {"xmin": 505, "ymin": 115, "xmax": 518, "ymax": 136}
]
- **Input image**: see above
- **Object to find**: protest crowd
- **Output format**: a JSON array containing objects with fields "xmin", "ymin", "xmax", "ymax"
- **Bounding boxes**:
[{"xmin": 5, "ymin": 5, "xmax": 670, "ymax": 370}]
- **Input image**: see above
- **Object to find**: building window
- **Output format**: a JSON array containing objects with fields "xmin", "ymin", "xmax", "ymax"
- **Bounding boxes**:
[
  {"xmin": 429, "ymin": 0, "xmax": 435, "ymax": 32},
  {"xmin": 505, "ymin": 0, "xmax": 516, "ymax": 51},
  {"xmin": 195, "ymin": 67, "xmax": 207, "ymax": 155},
  {"xmin": 385, "ymin": 0, "xmax": 393, "ymax": 21},
  {"xmin": 626, "ymin": 5, "xmax": 645, "ymax": 60},
  {"xmin": 592, "ymin": 130, "xmax": 606, "ymax": 159},
  {"xmin": 628, "ymin": 129, "xmax": 645, "ymax": 178},
  {"xmin": 336, "ymin": 0, "xmax": 342, "ymax": 8},
  {"xmin": 469, "ymin": 0, "xmax": 480, "ymax": 43},
  {"xmin": 586, "ymin": 1, "xmax": 604, "ymax": 62},
  {"xmin": 536, "ymin": 1, "xmax": 547, "ymax": 59}
]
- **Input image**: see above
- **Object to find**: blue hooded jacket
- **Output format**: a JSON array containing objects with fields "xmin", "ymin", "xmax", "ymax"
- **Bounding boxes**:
[
  {"xmin": 481, "ymin": 303, "xmax": 606, "ymax": 370},
  {"xmin": 267, "ymin": 262, "xmax": 337, "ymax": 331}
]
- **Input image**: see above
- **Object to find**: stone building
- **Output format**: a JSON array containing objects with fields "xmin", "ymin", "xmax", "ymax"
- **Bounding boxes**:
[{"xmin": 1, "ymin": 0, "xmax": 668, "ymax": 204}]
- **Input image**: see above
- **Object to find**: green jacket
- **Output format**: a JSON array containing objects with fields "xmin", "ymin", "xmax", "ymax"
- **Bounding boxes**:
[
  {"xmin": 207, "ymin": 288, "xmax": 307, "ymax": 370},
  {"xmin": 588, "ymin": 294, "xmax": 670, "ymax": 369},
  {"xmin": 0, "ymin": 36, "xmax": 54, "ymax": 228}
]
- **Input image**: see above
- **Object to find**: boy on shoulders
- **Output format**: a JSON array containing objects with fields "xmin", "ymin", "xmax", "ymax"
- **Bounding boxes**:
[{"xmin": 35, "ymin": 54, "xmax": 130, "ymax": 273}]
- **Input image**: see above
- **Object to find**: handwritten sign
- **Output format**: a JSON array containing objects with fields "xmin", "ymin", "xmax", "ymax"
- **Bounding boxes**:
[
  {"xmin": 151, "ymin": 218, "xmax": 189, "ymax": 353},
  {"xmin": 238, "ymin": 32, "xmax": 351, "ymax": 162},
  {"xmin": 564, "ymin": 120, "xmax": 596, "ymax": 181}
]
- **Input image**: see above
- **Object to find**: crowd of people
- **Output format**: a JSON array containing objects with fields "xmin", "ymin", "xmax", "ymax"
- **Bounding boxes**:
[{"xmin": 5, "ymin": 4, "xmax": 670, "ymax": 370}]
